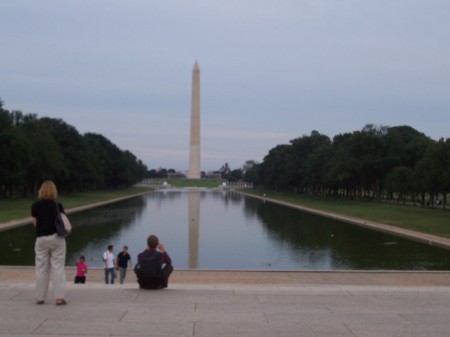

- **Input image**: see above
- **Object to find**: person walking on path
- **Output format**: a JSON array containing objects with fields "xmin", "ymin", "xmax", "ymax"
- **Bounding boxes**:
[
  {"xmin": 134, "ymin": 234, "xmax": 173, "ymax": 289},
  {"xmin": 102, "ymin": 245, "xmax": 116, "ymax": 284},
  {"xmin": 74, "ymin": 256, "xmax": 88, "ymax": 284},
  {"xmin": 117, "ymin": 245, "xmax": 132, "ymax": 284},
  {"xmin": 31, "ymin": 180, "xmax": 67, "ymax": 306}
]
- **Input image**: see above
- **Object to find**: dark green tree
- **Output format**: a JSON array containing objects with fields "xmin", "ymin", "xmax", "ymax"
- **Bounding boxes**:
[
  {"xmin": 260, "ymin": 144, "xmax": 295, "ymax": 190},
  {"xmin": 384, "ymin": 166, "xmax": 414, "ymax": 204},
  {"xmin": 415, "ymin": 139, "xmax": 450, "ymax": 208}
]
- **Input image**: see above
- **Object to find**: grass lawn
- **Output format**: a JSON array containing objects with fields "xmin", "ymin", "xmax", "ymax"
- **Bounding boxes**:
[
  {"xmin": 146, "ymin": 178, "xmax": 225, "ymax": 188},
  {"xmin": 0, "ymin": 187, "xmax": 153, "ymax": 223},
  {"xmin": 243, "ymin": 189, "xmax": 450, "ymax": 238}
]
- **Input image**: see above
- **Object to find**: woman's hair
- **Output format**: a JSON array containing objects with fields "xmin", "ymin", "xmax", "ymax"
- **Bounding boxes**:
[
  {"xmin": 147, "ymin": 235, "xmax": 159, "ymax": 249},
  {"xmin": 38, "ymin": 180, "xmax": 58, "ymax": 201}
]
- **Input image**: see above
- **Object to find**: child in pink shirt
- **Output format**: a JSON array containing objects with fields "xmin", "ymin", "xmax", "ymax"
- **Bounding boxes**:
[{"xmin": 74, "ymin": 256, "xmax": 88, "ymax": 284}]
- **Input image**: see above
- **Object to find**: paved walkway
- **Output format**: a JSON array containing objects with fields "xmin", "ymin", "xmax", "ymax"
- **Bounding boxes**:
[{"xmin": 1, "ymin": 269, "xmax": 450, "ymax": 337}]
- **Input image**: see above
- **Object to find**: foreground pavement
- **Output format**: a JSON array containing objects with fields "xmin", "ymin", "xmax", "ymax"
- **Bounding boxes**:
[{"xmin": 1, "ymin": 269, "xmax": 450, "ymax": 337}]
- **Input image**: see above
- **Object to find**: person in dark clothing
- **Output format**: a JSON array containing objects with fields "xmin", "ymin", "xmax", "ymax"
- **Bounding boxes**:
[
  {"xmin": 135, "ymin": 235, "xmax": 173, "ymax": 289},
  {"xmin": 117, "ymin": 245, "xmax": 132, "ymax": 284},
  {"xmin": 31, "ymin": 180, "xmax": 67, "ymax": 305}
]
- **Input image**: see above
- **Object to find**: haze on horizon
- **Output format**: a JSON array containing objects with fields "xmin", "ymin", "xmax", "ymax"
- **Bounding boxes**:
[{"xmin": 1, "ymin": 1, "xmax": 449, "ymax": 171}]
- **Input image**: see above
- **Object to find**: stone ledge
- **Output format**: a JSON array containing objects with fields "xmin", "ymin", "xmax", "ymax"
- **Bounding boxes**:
[{"xmin": 1, "ymin": 266, "xmax": 450, "ymax": 286}]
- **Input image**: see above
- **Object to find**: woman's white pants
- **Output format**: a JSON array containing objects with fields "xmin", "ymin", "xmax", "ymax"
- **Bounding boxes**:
[{"xmin": 35, "ymin": 234, "xmax": 66, "ymax": 301}]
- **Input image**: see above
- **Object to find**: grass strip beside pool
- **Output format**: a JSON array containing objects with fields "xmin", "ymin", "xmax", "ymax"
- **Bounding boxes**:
[
  {"xmin": 0, "ymin": 187, "xmax": 153, "ymax": 223},
  {"xmin": 242, "ymin": 190, "xmax": 450, "ymax": 239}
]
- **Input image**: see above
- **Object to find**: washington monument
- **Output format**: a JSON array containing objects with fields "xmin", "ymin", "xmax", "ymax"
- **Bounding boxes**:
[{"xmin": 188, "ymin": 61, "xmax": 201, "ymax": 179}]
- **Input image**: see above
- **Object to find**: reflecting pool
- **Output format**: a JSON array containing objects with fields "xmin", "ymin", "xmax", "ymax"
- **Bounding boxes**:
[{"xmin": 2, "ymin": 189, "xmax": 450, "ymax": 270}]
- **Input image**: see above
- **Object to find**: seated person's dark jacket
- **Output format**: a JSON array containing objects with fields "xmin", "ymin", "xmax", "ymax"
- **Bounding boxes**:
[{"xmin": 135, "ymin": 248, "xmax": 173, "ymax": 289}]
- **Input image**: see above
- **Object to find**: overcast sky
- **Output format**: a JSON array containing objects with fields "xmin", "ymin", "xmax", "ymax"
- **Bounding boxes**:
[{"xmin": 1, "ymin": 1, "xmax": 449, "ymax": 171}]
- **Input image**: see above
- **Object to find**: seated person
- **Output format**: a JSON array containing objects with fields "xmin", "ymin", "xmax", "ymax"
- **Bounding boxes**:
[{"xmin": 134, "ymin": 234, "xmax": 173, "ymax": 289}]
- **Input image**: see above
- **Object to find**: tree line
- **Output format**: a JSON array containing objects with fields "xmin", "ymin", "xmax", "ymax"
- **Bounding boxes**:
[
  {"xmin": 0, "ymin": 99, "xmax": 147, "ymax": 197},
  {"xmin": 243, "ymin": 124, "xmax": 450, "ymax": 208}
]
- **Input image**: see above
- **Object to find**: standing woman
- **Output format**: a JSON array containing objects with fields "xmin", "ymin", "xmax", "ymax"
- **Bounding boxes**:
[{"xmin": 31, "ymin": 180, "xmax": 67, "ymax": 305}]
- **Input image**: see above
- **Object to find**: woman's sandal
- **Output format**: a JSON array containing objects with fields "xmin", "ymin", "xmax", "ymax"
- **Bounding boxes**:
[{"xmin": 55, "ymin": 299, "xmax": 67, "ymax": 306}]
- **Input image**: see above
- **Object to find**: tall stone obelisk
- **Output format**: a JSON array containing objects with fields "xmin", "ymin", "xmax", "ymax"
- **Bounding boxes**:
[{"xmin": 188, "ymin": 61, "xmax": 201, "ymax": 179}]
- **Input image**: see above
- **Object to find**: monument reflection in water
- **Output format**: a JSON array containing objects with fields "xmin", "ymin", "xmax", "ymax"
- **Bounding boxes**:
[
  {"xmin": 2, "ymin": 189, "xmax": 450, "ymax": 270},
  {"xmin": 188, "ymin": 190, "xmax": 200, "ymax": 269}
]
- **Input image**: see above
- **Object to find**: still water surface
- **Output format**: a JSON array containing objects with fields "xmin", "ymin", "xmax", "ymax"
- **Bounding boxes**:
[{"xmin": 2, "ymin": 189, "xmax": 450, "ymax": 270}]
